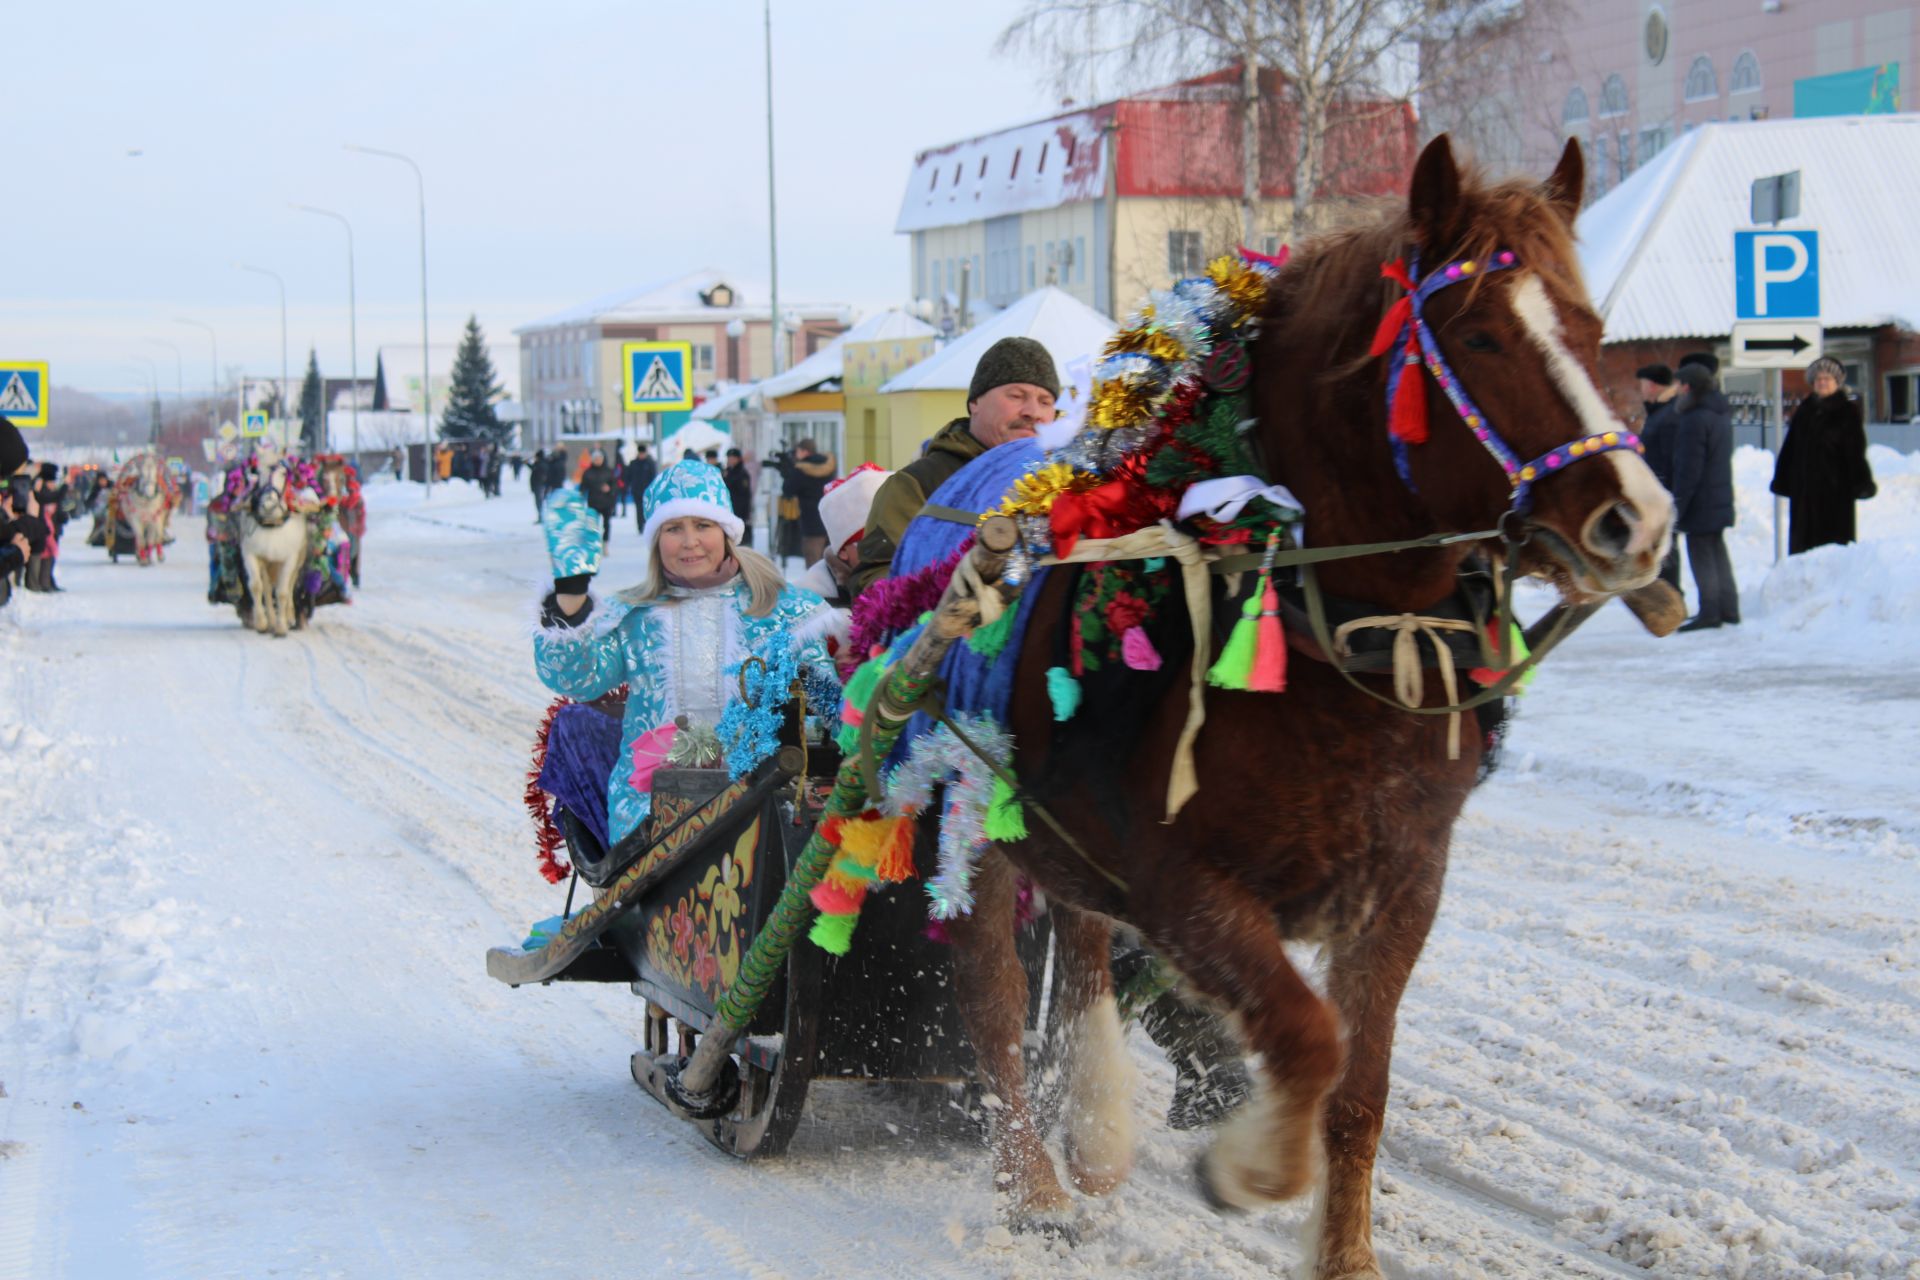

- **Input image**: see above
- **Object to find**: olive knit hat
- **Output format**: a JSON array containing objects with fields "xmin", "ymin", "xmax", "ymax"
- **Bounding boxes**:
[{"xmin": 967, "ymin": 336, "xmax": 1061, "ymax": 404}]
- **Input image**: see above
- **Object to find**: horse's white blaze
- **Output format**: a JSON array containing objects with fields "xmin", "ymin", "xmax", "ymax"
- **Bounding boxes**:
[
  {"xmin": 1509, "ymin": 276, "xmax": 1672, "ymax": 558},
  {"xmin": 1063, "ymin": 994, "xmax": 1136, "ymax": 1187}
]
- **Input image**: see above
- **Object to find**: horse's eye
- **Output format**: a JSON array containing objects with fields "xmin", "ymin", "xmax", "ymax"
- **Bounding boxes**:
[{"xmin": 1462, "ymin": 331, "xmax": 1501, "ymax": 354}]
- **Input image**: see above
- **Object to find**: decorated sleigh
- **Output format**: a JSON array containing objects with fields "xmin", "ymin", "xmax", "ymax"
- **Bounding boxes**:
[{"xmin": 206, "ymin": 457, "xmax": 355, "ymax": 627}]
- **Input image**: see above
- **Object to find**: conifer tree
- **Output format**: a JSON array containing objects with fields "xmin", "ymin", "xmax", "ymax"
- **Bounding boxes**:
[
  {"xmin": 298, "ymin": 348, "xmax": 325, "ymax": 453},
  {"xmin": 371, "ymin": 351, "xmax": 389, "ymax": 411},
  {"xmin": 440, "ymin": 315, "xmax": 505, "ymax": 442}
]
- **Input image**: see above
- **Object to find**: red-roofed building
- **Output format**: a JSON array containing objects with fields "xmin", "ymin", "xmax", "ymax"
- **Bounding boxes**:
[{"xmin": 896, "ymin": 68, "xmax": 1418, "ymax": 321}]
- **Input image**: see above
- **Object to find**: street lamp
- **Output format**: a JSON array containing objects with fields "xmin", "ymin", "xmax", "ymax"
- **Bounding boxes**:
[
  {"xmin": 128, "ymin": 357, "xmax": 161, "ymax": 445},
  {"xmin": 293, "ymin": 203, "xmax": 359, "ymax": 464},
  {"xmin": 236, "ymin": 263, "xmax": 290, "ymax": 441},
  {"xmin": 346, "ymin": 143, "xmax": 433, "ymax": 496},
  {"xmin": 174, "ymin": 316, "xmax": 222, "ymax": 431}
]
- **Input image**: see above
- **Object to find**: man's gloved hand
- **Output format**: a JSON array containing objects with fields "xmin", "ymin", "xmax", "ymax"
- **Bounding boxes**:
[{"xmin": 542, "ymin": 484, "xmax": 602, "ymax": 591}]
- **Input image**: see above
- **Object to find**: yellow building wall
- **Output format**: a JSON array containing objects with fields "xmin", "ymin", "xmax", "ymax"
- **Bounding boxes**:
[
  {"xmin": 1110, "ymin": 196, "xmax": 1298, "ymax": 308},
  {"xmin": 880, "ymin": 389, "xmax": 967, "ymax": 470}
]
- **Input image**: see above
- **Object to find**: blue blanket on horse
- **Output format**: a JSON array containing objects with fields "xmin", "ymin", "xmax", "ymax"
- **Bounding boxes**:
[{"xmin": 886, "ymin": 440, "xmax": 1055, "ymax": 761}]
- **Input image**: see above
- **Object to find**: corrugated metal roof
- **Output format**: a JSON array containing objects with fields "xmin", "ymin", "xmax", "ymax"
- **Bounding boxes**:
[
  {"xmin": 879, "ymin": 287, "xmax": 1114, "ymax": 394},
  {"xmin": 1578, "ymin": 115, "xmax": 1920, "ymax": 342}
]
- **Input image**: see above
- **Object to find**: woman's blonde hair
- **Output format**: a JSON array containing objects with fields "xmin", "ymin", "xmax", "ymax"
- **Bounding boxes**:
[{"xmin": 625, "ymin": 537, "xmax": 786, "ymax": 617}]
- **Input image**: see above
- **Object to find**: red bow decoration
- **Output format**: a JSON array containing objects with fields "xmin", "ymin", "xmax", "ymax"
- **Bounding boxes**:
[
  {"xmin": 1049, "ymin": 453, "xmax": 1178, "ymax": 559},
  {"xmin": 1237, "ymin": 243, "xmax": 1290, "ymax": 269},
  {"xmin": 1369, "ymin": 258, "xmax": 1429, "ymax": 446}
]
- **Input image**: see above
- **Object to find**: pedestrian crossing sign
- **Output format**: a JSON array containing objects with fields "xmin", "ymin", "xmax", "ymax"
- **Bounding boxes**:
[
  {"xmin": 623, "ymin": 341, "xmax": 694, "ymax": 412},
  {"xmin": 242, "ymin": 410, "xmax": 269, "ymax": 437},
  {"xmin": 0, "ymin": 361, "xmax": 49, "ymax": 428}
]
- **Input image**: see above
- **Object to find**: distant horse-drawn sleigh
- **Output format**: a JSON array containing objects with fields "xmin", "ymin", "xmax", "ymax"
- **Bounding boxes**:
[
  {"xmin": 207, "ymin": 452, "xmax": 357, "ymax": 635},
  {"xmin": 490, "ymin": 136, "xmax": 1684, "ymax": 1277},
  {"xmin": 90, "ymin": 453, "xmax": 181, "ymax": 564}
]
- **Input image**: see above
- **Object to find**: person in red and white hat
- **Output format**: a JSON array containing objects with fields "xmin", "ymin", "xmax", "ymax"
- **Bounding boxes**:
[{"xmin": 798, "ymin": 462, "xmax": 891, "ymax": 659}]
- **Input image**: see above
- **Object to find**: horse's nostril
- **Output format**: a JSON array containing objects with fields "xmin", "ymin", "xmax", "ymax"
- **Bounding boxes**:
[{"xmin": 1588, "ymin": 501, "xmax": 1637, "ymax": 558}]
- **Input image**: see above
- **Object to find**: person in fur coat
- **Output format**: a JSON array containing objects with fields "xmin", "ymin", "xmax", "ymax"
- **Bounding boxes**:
[{"xmin": 1772, "ymin": 357, "xmax": 1876, "ymax": 554}]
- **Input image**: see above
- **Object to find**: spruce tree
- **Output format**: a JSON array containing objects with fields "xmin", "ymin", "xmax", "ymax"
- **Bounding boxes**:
[
  {"xmin": 440, "ymin": 315, "xmax": 505, "ymax": 443},
  {"xmin": 371, "ymin": 351, "xmax": 389, "ymax": 411},
  {"xmin": 298, "ymin": 348, "xmax": 325, "ymax": 453}
]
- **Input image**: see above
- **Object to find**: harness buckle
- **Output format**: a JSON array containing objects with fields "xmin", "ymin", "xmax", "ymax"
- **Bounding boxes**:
[{"xmin": 1497, "ymin": 508, "xmax": 1532, "ymax": 549}]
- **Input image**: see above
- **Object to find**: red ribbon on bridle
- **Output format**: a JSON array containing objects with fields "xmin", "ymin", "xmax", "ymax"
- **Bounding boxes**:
[{"xmin": 1369, "ymin": 258, "xmax": 1429, "ymax": 446}]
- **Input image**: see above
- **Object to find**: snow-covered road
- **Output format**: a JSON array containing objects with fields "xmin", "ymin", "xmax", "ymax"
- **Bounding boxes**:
[{"xmin": 3, "ymin": 460, "xmax": 1917, "ymax": 1279}]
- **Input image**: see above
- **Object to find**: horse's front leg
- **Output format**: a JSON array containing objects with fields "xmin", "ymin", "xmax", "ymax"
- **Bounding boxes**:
[
  {"xmin": 271, "ymin": 558, "xmax": 297, "ymax": 636},
  {"xmin": 1047, "ymin": 905, "xmax": 1135, "ymax": 1196},
  {"xmin": 1143, "ymin": 863, "xmax": 1345, "ymax": 1212},
  {"xmin": 945, "ymin": 851, "xmax": 1072, "ymax": 1229},
  {"xmin": 242, "ymin": 554, "xmax": 272, "ymax": 631},
  {"xmin": 1308, "ymin": 871, "xmax": 1443, "ymax": 1280}
]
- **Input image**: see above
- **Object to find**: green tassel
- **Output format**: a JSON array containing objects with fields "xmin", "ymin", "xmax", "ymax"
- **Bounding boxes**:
[
  {"xmin": 809, "ymin": 912, "xmax": 858, "ymax": 955},
  {"xmin": 1207, "ymin": 593, "xmax": 1262, "ymax": 689},
  {"xmin": 966, "ymin": 606, "xmax": 1017, "ymax": 659},
  {"xmin": 1507, "ymin": 623, "xmax": 1535, "ymax": 693},
  {"xmin": 842, "ymin": 654, "xmax": 885, "ymax": 712},
  {"xmin": 1045, "ymin": 666, "xmax": 1082, "ymax": 721},
  {"xmin": 984, "ymin": 775, "xmax": 1028, "ymax": 841}
]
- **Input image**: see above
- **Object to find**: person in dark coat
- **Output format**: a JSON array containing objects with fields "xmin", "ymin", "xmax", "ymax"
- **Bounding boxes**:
[
  {"xmin": 579, "ymin": 448, "xmax": 619, "ymax": 542},
  {"xmin": 722, "ymin": 447, "xmax": 754, "ymax": 548},
  {"xmin": 1635, "ymin": 363, "xmax": 1683, "ymax": 589},
  {"xmin": 1669, "ymin": 363, "xmax": 1739, "ymax": 630},
  {"xmin": 775, "ymin": 438, "xmax": 836, "ymax": 565},
  {"xmin": 529, "ymin": 448, "xmax": 549, "ymax": 522},
  {"xmin": 624, "ymin": 443, "xmax": 657, "ymax": 534},
  {"xmin": 1771, "ymin": 356, "xmax": 1876, "ymax": 555}
]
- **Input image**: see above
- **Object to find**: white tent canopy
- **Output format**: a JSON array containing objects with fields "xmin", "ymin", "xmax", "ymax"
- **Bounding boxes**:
[
  {"xmin": 1576, "ymin": 115, "xmax": 1920, "ymax": 342},
  {"xmin": 879, "ymin": 287, "xmax": 1115, "ymax": 394}
]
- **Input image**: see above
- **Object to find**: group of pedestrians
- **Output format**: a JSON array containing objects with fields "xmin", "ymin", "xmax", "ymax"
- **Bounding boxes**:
[
  {"xmin": 1, "ymin": 417, "xmax": 65, "ymax": 604},
  {"xmin": 1637, "ymin": 352, "xmax": 1877, "ymax": 632}
]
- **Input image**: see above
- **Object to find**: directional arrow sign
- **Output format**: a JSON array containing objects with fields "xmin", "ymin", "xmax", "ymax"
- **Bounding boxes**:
[{"xmin": 1730, "ymin": 321, "xmax": 1823, "ymax": 370}]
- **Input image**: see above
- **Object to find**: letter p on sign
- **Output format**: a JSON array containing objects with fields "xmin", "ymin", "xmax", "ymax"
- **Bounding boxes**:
[{"xmin": 1735, "ymin": 229, "xmax": 1819, "ymax": 321}]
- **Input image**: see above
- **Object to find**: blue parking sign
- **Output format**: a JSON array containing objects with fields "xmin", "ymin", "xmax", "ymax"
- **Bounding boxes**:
[{"xmin": 1735, "ymin": 230, "xmax": 1819, "ymax": 320}]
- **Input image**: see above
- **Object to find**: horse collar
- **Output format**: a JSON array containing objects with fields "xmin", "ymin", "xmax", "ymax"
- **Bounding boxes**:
[{"xmin": 1372, "ymin": 250, "xmax": 1643, "ymax": 515}]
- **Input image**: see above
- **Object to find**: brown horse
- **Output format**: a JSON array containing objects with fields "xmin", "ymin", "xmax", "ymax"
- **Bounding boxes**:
[{"xmin": 941, "ymin": 135, "xmax": 1671, "ymax": 1277}]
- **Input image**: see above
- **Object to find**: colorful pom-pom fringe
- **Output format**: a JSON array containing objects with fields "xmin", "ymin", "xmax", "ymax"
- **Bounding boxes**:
[{"xmin": 1046, "ymin": 666, "xmax": 1082, "ymax": 721}]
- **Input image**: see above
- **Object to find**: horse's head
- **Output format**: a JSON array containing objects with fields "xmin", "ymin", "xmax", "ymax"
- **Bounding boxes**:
[
  {"xmin": 1262, "ymin": 135, "xmax": 1671, "ymax": 603},
  {"xmin": 249, "ymin": 464, "xmax": 291, "ymax": 527}
]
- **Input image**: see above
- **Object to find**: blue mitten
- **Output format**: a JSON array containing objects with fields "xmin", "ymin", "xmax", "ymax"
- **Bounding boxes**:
[{"xmin": 542, "ymin": 484, "xmax": 603, "ymax": 584}]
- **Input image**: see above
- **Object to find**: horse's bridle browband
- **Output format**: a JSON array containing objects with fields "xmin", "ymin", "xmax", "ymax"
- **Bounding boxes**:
[{"xmin": 1374, "ymin": 250, "xmax": 1643, "ymax": 515}]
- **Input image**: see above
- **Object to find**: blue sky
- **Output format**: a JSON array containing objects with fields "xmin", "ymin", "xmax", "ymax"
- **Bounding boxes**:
[{"xmin": 7, "ymin": 1, "xmax": 1067, "ymax": 394}]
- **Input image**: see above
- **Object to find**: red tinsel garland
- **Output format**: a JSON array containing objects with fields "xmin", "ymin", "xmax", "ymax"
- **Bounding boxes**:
[{"xmin": 524, "ymin": 698, "xmax": 573, "ymax": 884}]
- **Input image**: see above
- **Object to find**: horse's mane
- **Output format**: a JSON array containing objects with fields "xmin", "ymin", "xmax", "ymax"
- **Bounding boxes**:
[{"xmin": 1270, "ymin": 166, "xmax": 1592, "ymax": 381}]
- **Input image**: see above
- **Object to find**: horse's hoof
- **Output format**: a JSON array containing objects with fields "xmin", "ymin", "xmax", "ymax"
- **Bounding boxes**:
[
  {"xmin": 1194, "ymin": 1152, "xmax": 1251, "ymax": 1215},
  {"xmin": 1007, "ymin": 1213, "xmax": 1079, "ymax": 1247},
  {"xmin": 1064, "ymin": 1136, "xmax": 1131, "ymax": 1196}
]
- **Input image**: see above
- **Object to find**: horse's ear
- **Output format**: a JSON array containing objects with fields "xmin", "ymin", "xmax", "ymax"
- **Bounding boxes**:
[
  {"xmin": 1407, "ymin": 134, "xmax": 1464, "ymax": 252},
  {"xmin": 1543, "ymin": 137, "xmax": 1585, "ymax": 225}
]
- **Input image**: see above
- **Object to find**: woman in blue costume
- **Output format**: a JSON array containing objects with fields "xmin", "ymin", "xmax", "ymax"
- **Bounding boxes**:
[{"xmin": 534, "ymin": 459, "xmax": 840, "ymax": 851}]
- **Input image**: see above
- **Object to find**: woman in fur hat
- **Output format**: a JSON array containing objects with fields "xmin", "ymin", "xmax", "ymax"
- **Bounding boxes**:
[
  {"xmin": 533, "ymin": 459, "xmax": 841, "ymax": 849},
  {"xmin": 1771, "ymin": 357, "xmax": 1876, "ymax": 554}
]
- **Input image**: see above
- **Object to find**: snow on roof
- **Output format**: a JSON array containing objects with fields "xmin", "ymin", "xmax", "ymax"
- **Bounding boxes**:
[
  {"xmin": 519, "ymin": 269, "xmax": 848, "ymax": 332},
  {"xmin": 1577, "ymin": 115, "xmax": 1920, "ymax": 342},
  {"xmin": 699, "ymin": 310, "xmax": 939, "ymax": 415},
  {"xmin": 879, "ymin": 287, "xmax": 1115, "ymax": 394},
  {"xmin": 895, "ymin": 107, "xmax": 1112, "ymax": 234}
]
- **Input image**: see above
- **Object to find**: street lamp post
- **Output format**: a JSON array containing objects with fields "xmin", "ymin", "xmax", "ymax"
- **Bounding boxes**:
[
  {"xmin": 293, "ymin": 203, "xmax": 360, "ymax": 465},
  {"xmin": 129, "ymin": 357, "xmax": 161, "ymax": 445},
  {"xmin": 346, "ymin": 144, "xmax": 433, "ymax": 496},
  {"xmin": 175, "ymin": 316, "xmax": 221, "ymax": 432},
  {"xmin": 237, "ymin": 263, "xmax": 290, "ymax": 443}
]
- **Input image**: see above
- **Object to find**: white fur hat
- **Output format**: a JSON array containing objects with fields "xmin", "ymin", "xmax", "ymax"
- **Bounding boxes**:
[
  {"xmin": 818, "ymin": 463, "xmax": 892, "ymax": 554},
  {"xmin": 640, "ymin": 460, "xmax": 745, "ymax": 560}
]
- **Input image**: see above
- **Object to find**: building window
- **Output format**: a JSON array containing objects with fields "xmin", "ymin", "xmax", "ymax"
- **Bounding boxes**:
[
  {"xmin": 1636, "ymin": 124, "xmax": 1670, "ymax": 165},
  {"xmin": 1074, "ymin": 235, "xmax": 1086, "ymax": 283},
  {"xmin": 1598, "ymin": 74, "xmax": 1629, "ymax": 119},
  {"xmin": 1887, "ymin": 371, "xmax": 1919, "ymax": 422},
  {"xmin": 978, "ymin": 156, "xmax": 988, "ymax": 179},
  {"xmin": 1037, "ymin": 142, "xmax": 1049, "ymax": 173},
  {"xmin": 1260, "ymin": 234, "xmax": 1281, "ymax": 258},
  {"xmin": 1168, "ymin": 230, "xmax": 1204, "ymax": 276},
  {"xmin": 1563, "ymin": 87, "xmax": 1590, "ymax": 125},
  {"xmin": 695, "ymin": 344, "xmax": 714, "ymax": 372},
  {"xmin": 953, "ymin": 162, "xmax": 962, "ymax": 185},
  {"xmin": 1730, "ymin": 50, "xmax": 1761, "ymax": 95},
  {"xmin": 1065, "ymin": 136, "xmax": 1076, "ymax": 166},
  {"xmin": 1616, "ymin": 132, "xmax": 1633, "ymax": 180},
  {"xmin": 1684, "ymin": 56, "xmax": 1718, "ymax": 103},
  {"xmin": 1044, "ymin": 240, "xmax": 1056, "ymax": 282},
  {"xmin": 1026, "ymin": 244, "xmax": 1037, "ymax": 289},
  {"xmin": 928, "ymin": 167, "xmax": 938, "ymax": 192},
  {"xmin": 1010, "ymin": 148, "xmax": 1022, "ymax": 179}
]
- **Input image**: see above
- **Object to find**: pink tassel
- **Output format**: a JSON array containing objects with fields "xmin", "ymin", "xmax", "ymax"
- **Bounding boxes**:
[
  {"xmin": 1248, "ymin": 580, "xmax": 1288, "ymax": 692},
  {"xmin": 628, "ymin": 723, "xmax": 680, "ymax": 794},
  {"xmin": 1121, "ymin": 625, "xmax": 1162, "ymax": 671}
]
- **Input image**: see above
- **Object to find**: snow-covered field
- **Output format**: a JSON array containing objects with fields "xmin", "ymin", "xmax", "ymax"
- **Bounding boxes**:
[{"xmin": 3, "ymin": 449, "xmax": 1917, "ymax": 1279}]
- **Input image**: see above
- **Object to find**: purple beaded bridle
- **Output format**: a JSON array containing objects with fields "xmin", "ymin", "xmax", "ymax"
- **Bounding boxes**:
[{"xmin": 1374, "ymin": 250, "xmax": 1643, "ymax": 516}]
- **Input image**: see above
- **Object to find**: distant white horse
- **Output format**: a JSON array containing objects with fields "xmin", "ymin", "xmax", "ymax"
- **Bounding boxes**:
[
  {"xmin": 236, "ymin": 463, "xmax": 313, "ymax": 637},
  {"xmin": 115, "ymin": 453, "xmax": 178, "ymax": 565}
]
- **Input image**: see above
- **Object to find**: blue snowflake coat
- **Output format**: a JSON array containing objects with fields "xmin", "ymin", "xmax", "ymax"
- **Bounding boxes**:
[{"xmin": 533, "ymin": 580, "xmax": 840, "ymax": 845}]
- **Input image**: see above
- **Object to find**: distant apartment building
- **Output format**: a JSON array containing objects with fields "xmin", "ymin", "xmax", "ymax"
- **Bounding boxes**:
[
  {"xmin": 896, "ymin": 69, "xmax": 1417, "ymax": 322},
  {"xmin": 1520, "ymin": 1, "xmax": 1911, "ymax": 200},
  {"xmin": 516, "ymin": 270, "xmax": 848, "ymax": 448}
]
